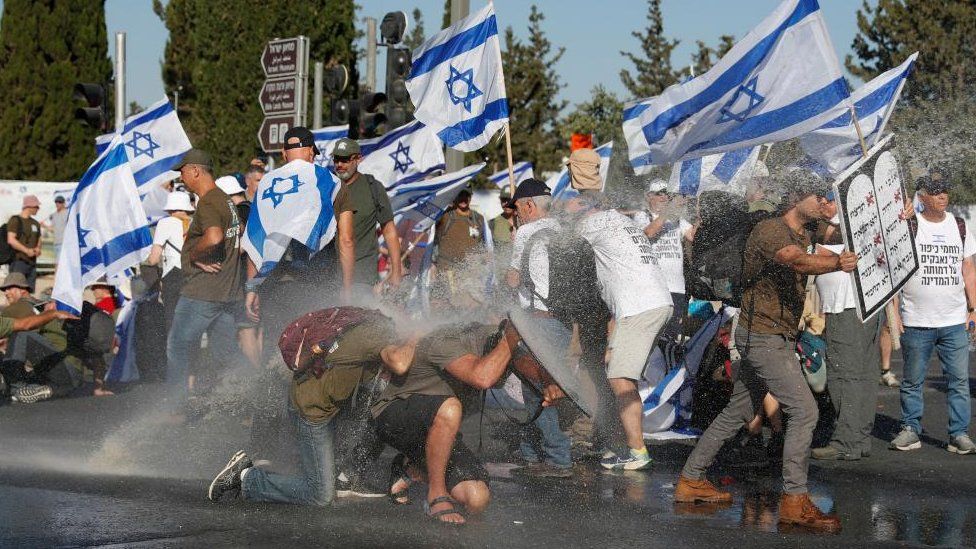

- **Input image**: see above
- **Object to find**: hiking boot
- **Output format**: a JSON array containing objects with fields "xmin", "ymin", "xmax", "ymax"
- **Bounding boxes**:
[
  {"xmin": 674, "ymin": 475, "xmax": 733, "ymax": 503},
  {"xmin": 889, "ymin": 428, "xmax": 921, "ymax": 451},
  {"xmin": 811, "ymin": 446, "xmax": 860, "ymax": 461},
  {"xmin": 336, "ymin": 472, "xmax": 387, "ymax": 498},
  {"xmin": 600, "ymin": 448, "xmax": 652, "ymax": 471},
  {"xmin": 880, "ymin": 371, "xmax": 900, "ymax": 387},
  {"xmin": 11, "ymin": 384, "xmax": 53, "ymax": 404},
  {"xmin": 520, "ymin": 462, "xmax": 573, "ymax": 479},
  {"xmin": 208, "ymin": 450, "xmax": 252, "ymax": 502},
  {"xmin": 777, "ymin": 493, "xmax": 841, "ymax": 533},
  {"xmin": 948, "ymin": 434, "xmax": 976, "ymax": 455}
]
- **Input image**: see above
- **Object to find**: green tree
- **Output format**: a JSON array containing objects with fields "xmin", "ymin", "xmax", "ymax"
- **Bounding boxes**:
[
  {"xmin": 680, "ymin": 35, "xmax": 735, "ymax": 79},
  {"xmin": 442, "ymin": 0, "xmax": 452, "ymax": 29},
  {"xmin": 154, "ymin": 0, "xmax": 358, "ymax": 172},
  {"xmin": 847, "ymin": 0, "xmax": 976, "ymax": 102},
  {"xmin": 558, "ymin": 85, "xmax": 624, "ymax": 146},
  {"xmin": 619, "ymin": 0, "xmax": 680, "ymax": 100},
  {"xmin": 404, "ymin": 8, "xmax": 426, "ymax": 50},
  {"xmin": 0, "ymin": 0, "xmax": 112, "ymax": 180}
]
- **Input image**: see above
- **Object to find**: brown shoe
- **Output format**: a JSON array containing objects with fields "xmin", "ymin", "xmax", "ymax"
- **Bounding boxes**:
[
  {"xmin": 777, "ymin": 493, "xmax": 841, "ymax": 533},
  {"xmin": 674, "ymin": 475, "xmax": 733, "ymax": 503}
]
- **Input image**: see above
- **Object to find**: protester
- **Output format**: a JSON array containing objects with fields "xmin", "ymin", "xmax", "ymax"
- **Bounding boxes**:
[
  {"xmin": 490, "ymin": 190, "xmax": 515, "ymax": 247},
  {"xmin": 562, "ymin": 185, "xmax": 673, "ymax": 471},
  {"xmin": 889, "ymin": 175, "xmax": 976, "ymax": 455},
  {"xmin": 675, "ymin": 174, "xmax": 856, "ymax": 532},
  {"xmin": 89, "ymin": 281, "xmax": 118, "ymax": 316},
  {"xmin": 878, "ymin": 321, "xmax": 901, "ymax": 387},
  {"xmin": 0, "ymin": 294, "xmax": 79, "ymax": 404},
  {"xmin": 505, "ymin": 179, "xmax": 572, "ymax": 478},
  {"xmin": 215, "ymin": 175, "xmax": 260, "ymax": 368},
  {"xmin": 146, "ymin": 191, "xmax": 194, "ymax": 333},
  {"xmin": 331, "ymin": 137, "xmax": 403, "ymax": 299},
  {"xmin": 243, "ymin": 164, "xmax": 264, "ymax": 203},
  {"xmin": 165, "ymin": 149, "xmax": 246, "ymax": 405},
  {"xmin": 432, "ymin": 189, "xmax": 487, "ymax": 297},
  {"xmin": 6, "ymin": 195, "xmax": 43, "ymax": 291},
  {"xmin": 811, "ymin": 194, "xmax": 881, "ymax": 461},
  {"xmin": 44, "ymin": 195, "xmax": 69, "ymax": 261},
  {"xmin": 207, "ymin": 307, "xmax": 417, "ymax": 506}
]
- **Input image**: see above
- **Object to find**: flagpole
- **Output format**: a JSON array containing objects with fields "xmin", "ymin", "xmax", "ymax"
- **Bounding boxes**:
[
  {"xmin": 849, "ymin": 104, "xmax": 870, "ymax": 158},
  {"xmin": 503, "ymin": 124, "xmax": 516, "ymax": 196}
]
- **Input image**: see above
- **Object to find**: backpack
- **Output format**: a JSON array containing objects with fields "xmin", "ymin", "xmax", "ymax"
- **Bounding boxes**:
[
  {"xmin": 0, "ymin": 217, "xmax": 25, "ymax": 265},
  {"xmin": 521, "ymin": 227, "xmax": 609, "ymax": 325},
  {"xmin": 63, "ymin": 302, "xmax": 117, "ymax": 357},
  {"xmin": 907, "ymin": 215, "xmax": 966, "ymax": 246},
  {"xmin": 277, "ymin": 307, "xmax": 387, "ymax": 382},
  {"xmin": 687, "ymin": 192, "xmax": 775, "ymax": 307}
]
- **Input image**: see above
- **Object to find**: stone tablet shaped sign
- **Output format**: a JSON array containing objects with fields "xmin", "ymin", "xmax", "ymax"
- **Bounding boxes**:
[{"xmin": 835, "ymin": 134, "xmax": 919, "ymax": 321}]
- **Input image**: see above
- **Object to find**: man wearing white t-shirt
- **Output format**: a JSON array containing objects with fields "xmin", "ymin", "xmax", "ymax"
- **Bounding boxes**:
[
  {"xmin": 632, "ymin": 179, "xmax": 695, "ymax": 337},
  {"xmin": 564, "ymin": 191, "xmax": 673, "ymax": 471},
  {"xmin": 890, "ymin": 176, "xmax": 976, "ymax": 455},
  {"xmin": 146, "ymin": 191, "xmax": 194, "ymax": 333},
  {"xmin": 505, "ymin": 179, "xmax": 573, "ymax": 478}
]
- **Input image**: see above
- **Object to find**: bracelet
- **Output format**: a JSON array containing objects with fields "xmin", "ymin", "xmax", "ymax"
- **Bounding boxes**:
[{"xmin": 244, "ymin": 280, "xmax": 261, "ymax": 293}]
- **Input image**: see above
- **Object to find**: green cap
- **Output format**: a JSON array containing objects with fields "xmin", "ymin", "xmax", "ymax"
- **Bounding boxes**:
[
  {"xmin": 332, "ymin": 138, "xmax": 361, "ymax": 157},
  {"xmin": 173, "ymin": 148, "xmax": 213, "ymax": 170}
]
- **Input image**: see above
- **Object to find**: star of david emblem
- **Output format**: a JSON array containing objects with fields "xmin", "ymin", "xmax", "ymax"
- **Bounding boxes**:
[
  {"xmin": 717, "ymin": 76, "xmax": 765, "ymax": 124},
  {"xmin": 866, "ymin": 192, "xmax": 875, "ymax": 206},
  {"xmin": 414, "ymin": 192, "xmax": 443, "ymax": 220},
  {"xmin": 445, "ymin": 65, "xmax": 483, "ymax": 113},
  {"xmin": 125, "ymin": 131, "xmax": 161, "ymax": 159},
  {"xmin": 874, "ymin": 233, "xmax": 883, "ymax": 245},
  {"xmin": 261, "ymin": 175, "xmax": 303, "ymax": 208},
  {"xmin": 76, "ymin": 218, "xmax": 92, "ymax": 249},
  {"xmin": 389, "ymin": 141, "xmax": 415, "ymax": 175}
]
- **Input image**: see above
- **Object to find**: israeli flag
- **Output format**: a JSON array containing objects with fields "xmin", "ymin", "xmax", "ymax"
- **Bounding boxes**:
[
  {"xmin": 800, "ymin": 52, "xmax": 918, "ymax": 176},
  {"xmin": 488, "ymin": 161, "xmax": 533, "ymax": 189},
  {"xmin": 668, "ymin": 146, "xmax": 761, "ymax": 196},
  {"xmin": 311, "ymin": 124, "xmax": 349, "ymax": 170},
  {"xmin": 242, "ymin": 160, "xmax": 340, "ymax": 277},
  {"xmin": 53, "ymin": 143, "xmax": 152, "ymax": 314},
  {"xmin": 95, "ymin": 133, "xmax": 114, "ymax": 157},
  {"xmin": 623, "ymin": 0, "xmax": 850, "ymax": 171},
  {"xmin": 388, "ymin": 163, "xmax": 485, "ymax": 213},
  {"xmin": 393, "ymin": 164, "xmax": 485, "ymax": 234},
  {"xmin": 406, "ymin": 3, "xmax": 509, "ymax": 152},
  {"xmin": 548, "ymin": 142, "xmax": 613, "ymax": 199},
  {"xmin": 358, "ymin": 120, "xmax": 446, "ymax": 189}
]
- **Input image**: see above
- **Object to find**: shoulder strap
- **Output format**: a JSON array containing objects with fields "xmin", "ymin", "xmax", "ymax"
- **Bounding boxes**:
[
  {"xmin": 955, "ymin": 215, "xmax": 967, "ymax": 246},
  {"xmin": 436, "ymin": 210, "xmax": 457, "ymax": 243},
  {"xmin": 367, "ymin": 176, "xmax": 387, "ymax": 215},
  {"xmin": 520, "ymin": 227, "xmax": 556, "ymax": 309}
]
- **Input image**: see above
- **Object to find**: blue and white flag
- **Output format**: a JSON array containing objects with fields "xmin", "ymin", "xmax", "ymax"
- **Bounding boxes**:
[
  {"xmin": 242, "ymin": 160, "xmax": 340, "ymax": 277},
  {"xmin": 623, "ymin": 0, "xmax": 850, "ymax": 171},
  {"xmin": 393, "ymin": 164, "xmax": 486, "ymax": 234},
  {"xmin": 800, "ymin": 52, "xmax": 918, "ymax": 177},
  {"xmin": 388, "ymin": 163, "xmax": 485, "ymax": 213},
  {"xmin": 53, "ymin": 143, "xmax": 152, "ymax": 314},
  {"xmin": 548, "ymin": 142, "xmax": 613, "ymax": 199},
  {"xmin": 95, "ymin": 133, "xmax": 114, "ymax": 157},
  {"xmin": 311, "ymin": 124, "xmax": 349, "ymax": 170},
  {"xmin": 406, "ymin": 3, "xmax": 509, "ymax": 152},
  {"xmin": 488, "ymin": 161, "xmax": 533, "ymax": 190},
  {"xmin": 358, "ymin": 120, "xmax": 446, "ymax": 189},
  {"xmin": 668, "ymin": 146, "xmax": 761, "ymax": 196}
]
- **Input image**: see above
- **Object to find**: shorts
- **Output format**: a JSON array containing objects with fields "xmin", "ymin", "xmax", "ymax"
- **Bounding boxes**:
[
  {"xmin": 606, "ymin": 305, "xmax": 673, "ymax": 380},
  {"xmin": 375, "ymin": 394, "xmax": 489, "ymax": 491},
  {"xmin": 234, "ymin": 299, "xmax": 258, "ymax": 329}
]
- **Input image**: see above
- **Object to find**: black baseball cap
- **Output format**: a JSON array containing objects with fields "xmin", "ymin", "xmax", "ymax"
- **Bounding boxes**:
[
  {"xmin": 54, "ymin": 195, "xmax": 66, "ymax": 203},
  {"xmin": 916, "ymin": 175, "xmax": 951, "ymax": 194},
  {"xmin": 282, "ymin": 126, "xmax": 320, "ymax": 155},
  {"xmin": 506, "ymin": 178, "xmax": 552, "ymax": 208}
]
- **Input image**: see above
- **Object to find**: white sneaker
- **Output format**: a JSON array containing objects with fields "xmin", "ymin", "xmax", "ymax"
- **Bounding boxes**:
[
  {"xmin": 948, "ymin": 434, "xmax": 976, "ymax": 455},
  {"xmin": 880, "ymin": 371, "xmax": 900, "ymax": 387}
]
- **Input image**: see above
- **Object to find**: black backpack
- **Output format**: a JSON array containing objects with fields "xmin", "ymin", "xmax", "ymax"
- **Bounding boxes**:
[
  {"xmin": 520, "ymin": 227, "xmax": 610, "ymax": 325},
  {"xmin": 0, "ymin": 217, "xmax": 24, "ymax": 265}
]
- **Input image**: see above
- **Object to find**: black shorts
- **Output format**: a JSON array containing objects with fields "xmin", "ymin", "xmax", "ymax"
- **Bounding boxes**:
[{"xmin": 375, "ymin": 394, "xmax": 489, "ymax": 491}]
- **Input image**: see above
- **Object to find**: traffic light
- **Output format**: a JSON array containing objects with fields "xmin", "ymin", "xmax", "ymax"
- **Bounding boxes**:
[
  {"xmin": 358, "ymin": 91, "xmax": 387, "ymax": 139},
  {"xmin": 385, "ymin": 48, "xmax": 413, "ymax": 129},
  {"xmin": 73, "ymin": 83, "xmax": 108, "ymax": 129}
]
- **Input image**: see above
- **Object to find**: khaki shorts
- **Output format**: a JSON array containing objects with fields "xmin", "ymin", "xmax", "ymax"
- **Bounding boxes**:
[{"xmin": 606, "ymin": 305, "xmax": 673, "ymax": 380}]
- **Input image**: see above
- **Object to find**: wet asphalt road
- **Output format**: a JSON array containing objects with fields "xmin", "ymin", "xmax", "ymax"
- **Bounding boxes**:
[{"xmin": 1, "ymin": 358, "xmax": 975, "ymax": 548}]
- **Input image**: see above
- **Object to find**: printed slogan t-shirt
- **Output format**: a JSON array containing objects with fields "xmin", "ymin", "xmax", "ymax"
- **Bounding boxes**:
[
  {"xmin": 632, "ymin": 211, "xmax": 692, "ymax": 294},
  {"xmin": 900, "ymin": 214, "xmax": 976, "ymax": 328}
]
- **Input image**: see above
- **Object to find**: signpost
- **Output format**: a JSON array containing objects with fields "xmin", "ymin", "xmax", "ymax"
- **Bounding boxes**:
[
  {"xmin": 835, "ymin": 134, "xmax": 919, "ymax": 321},
  {"xmin": 258, "ymin": 36, "xmax": 309, "ymax": 152}
]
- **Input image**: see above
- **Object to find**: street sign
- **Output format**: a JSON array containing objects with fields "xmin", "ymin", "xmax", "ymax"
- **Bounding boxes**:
[
  {"xmin": 260, "ymin": 77, "xmax": 299, "ymax": 115},
  {"xmin": 261, "ymin": 38, "xmax": 301, "ymax": 77},
  {"xmin": 258, "ymin": 115, "xmax": 295, "ymax": 152}
]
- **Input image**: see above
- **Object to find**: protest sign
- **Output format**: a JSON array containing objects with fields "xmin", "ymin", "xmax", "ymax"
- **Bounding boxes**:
[{"xmin": 834, "ymin": 134, "xmax": 918, "ymax": 321}]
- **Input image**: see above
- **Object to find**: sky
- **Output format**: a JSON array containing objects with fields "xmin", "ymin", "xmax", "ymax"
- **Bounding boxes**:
[{"xmin": 0, "ymin": 0, "xmax": 873, "ymax": 112}]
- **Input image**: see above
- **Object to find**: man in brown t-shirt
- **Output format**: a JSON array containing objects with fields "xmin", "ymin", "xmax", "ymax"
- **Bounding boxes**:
[
  {"xmin": 165, "ymin": 149, "xmax": 246, "ymax": 404},
  {"xmin": 676, "ymin": 174, "xmax": 857, "ymax": 533},
  {"xmin": 432, "ymin": 190, "xmax": 486, "ymax": 299},
  {"xmin": 6, "ymin": 195, "xmax": 42, "ymax": 291}
]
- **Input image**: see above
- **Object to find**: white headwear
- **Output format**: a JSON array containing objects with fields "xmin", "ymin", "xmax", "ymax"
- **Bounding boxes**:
[
  {"xmin": 164, "ymin": 191, "xmax": 195, "ymax": 212},
  {"xmin": 215, "ymin": 175, "xmax": 245, "ymax": 196}
]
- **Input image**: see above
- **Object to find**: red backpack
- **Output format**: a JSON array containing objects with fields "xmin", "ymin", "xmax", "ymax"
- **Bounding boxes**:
[{"xmin": 277, "ymin": 307, "xmax": 386, "ymax": 381}]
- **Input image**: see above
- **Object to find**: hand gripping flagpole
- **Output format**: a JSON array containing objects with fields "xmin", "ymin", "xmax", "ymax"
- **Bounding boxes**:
[{"xmin": 487, "ymin": 1, "xmax": 517, "ymax": 196}]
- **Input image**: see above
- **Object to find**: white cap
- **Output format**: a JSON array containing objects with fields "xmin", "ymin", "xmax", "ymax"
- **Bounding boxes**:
[
  {"xmin": 646, "ymin": 179, "xmax": 668, "ymax": 194},
  {"xmin": 164, "ymin": 191, "xmax": 195, "ymax": 212},
  {"xmin": 216, "ymin": 175, "xmax": 245, "ymax": 195}
]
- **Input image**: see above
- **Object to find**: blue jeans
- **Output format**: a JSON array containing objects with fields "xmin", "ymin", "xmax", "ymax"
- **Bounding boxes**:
[
  {"xmin": 518, "ymin": 315, "xmax": 572, "ymax": 468},
  {"xmin": 242, "ymin": 407, "xmax": 336, "ymax": 506},
  {"xmin": 165, "ymin": 296, "xmax": 244, "ymax": 402},
  {"xmin": 900, "ymin": 325, "xmax": 972, "ymax": 438}
]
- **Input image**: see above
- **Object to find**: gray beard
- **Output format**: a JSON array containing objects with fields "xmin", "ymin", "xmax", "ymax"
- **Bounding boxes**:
[{"xmin": 336, "ymin": 171, "xmax": 353, "ymax": 182}]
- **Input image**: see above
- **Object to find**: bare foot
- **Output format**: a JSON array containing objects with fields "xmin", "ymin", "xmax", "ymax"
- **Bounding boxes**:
[{"xmin": 93, "ymin": 387, "xmax": 115, "ymax": 397}]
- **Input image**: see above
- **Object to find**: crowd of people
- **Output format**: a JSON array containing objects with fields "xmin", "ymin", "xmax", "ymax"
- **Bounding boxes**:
[{"xmin": 1, "ymin": 126, "xmax": 973, "ymax": 533}]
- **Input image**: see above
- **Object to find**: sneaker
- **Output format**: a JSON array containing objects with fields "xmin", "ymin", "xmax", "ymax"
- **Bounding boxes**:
[
  {"xmin": 11, "ymin": 384, "xmax": 53, "ymax": 404},
  {"xmin": 889, "ymin": 428, "xmax": 921, "ymax": 451},
  {"xmin": 336, "ymin": 473, "xmax": 387, "ymax": 498},
  {"xmin": 208, "ymin": 450, "xmax": 252, "ymax": 502},
  {"xmin": 880, "ymin": 371, "xmax": 900, "ymax": 387},
  {"xmin": 600, "ymin": 448, "xmax": 652, "ymax": 471},
  {"xmin": 811, "ymin": 446, "xmax": 860, "ymax": 461},
  {"xmin": 519, "ymin": 462, "xmax": 573, "ymax": 479},
  {"xmin": 948, "ymin": 434, "xmax": 976, "ymax": 455}
]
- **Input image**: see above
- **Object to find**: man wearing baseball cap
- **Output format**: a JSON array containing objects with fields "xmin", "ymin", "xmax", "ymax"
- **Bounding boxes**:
[
  {"xmin": 6, "ymin": 195, "xmax": 43, "ymax": 291},
  {"xmin": 43, "ymin": 195, "xmax": 69, "ymax": 261}
]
